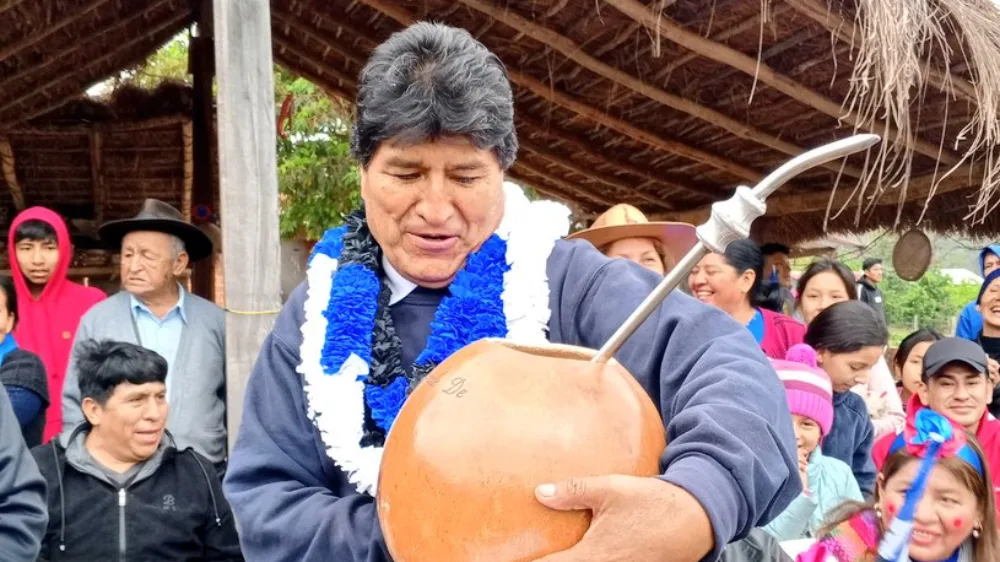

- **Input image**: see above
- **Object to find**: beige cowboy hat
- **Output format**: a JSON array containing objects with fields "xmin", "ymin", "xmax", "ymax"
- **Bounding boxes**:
[{"xmin": 566, "ymin": 204, "xmax": 698, "ymax": 265}]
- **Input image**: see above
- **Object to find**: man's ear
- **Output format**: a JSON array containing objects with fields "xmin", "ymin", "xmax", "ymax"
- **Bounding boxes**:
[
  {"xmin": 81, "ymin": 396, "xmax": 101, "ymax": 427},
  {"xmin": 917, "ymin": 381, "xmax": 931, "ymax": 406}
]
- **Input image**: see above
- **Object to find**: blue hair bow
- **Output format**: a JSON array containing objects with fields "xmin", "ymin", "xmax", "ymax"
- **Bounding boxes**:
[{"xmin": 880, "ymin": 409, "xmax": 983, "ymax": 562}]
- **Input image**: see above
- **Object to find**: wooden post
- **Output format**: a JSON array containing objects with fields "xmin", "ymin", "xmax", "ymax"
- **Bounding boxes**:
[
  {"xmin": 0, "ymin": 137, "xmax": 25, "ymax": 210},
  {"xmin": 89, "ymin": 129, "xmax": 105, "ymax": 223},
  {"xmin": 213, "ymin": 0, "xmax": 282, "ymax": 451},
  {"xmin": 191, "ymin": 0, "xmax": 218, "ymax": 302}
]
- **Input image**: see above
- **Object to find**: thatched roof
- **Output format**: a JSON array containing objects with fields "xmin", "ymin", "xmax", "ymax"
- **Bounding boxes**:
[
  {"xmin": 0, "ymin": 81, "xmax": 195, "ymax": 225},
  {"xmin": 4, "ymin": 0, "xmax": 1000, "ymax": 244}
]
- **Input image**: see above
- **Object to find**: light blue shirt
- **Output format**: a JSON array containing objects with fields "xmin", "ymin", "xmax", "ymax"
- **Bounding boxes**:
[{"xmin": 130, "ymin": 285, "xmax": 187, "ymax": 403}]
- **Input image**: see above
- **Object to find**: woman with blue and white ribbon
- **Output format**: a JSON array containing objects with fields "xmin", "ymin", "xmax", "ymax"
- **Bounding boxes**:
[{"xmin": 797, "ymin": 408, "xmax": 999, "ymax": 562}]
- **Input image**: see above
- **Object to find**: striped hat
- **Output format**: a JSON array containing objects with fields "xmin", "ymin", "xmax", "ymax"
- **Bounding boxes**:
[{"xmin": 770, "ymin": 344, "xmax": 834, "ymax": 437}]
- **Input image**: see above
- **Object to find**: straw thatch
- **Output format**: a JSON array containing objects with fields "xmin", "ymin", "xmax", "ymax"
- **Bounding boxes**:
[
  {"xmin": 271, "ymin": 0, "xmax": 1000, "ymax": 244},
  {"xmin": 0, "ymin": 81, "xmax": 198, "ymax": 246},
  {"xmin": 3, "ymin": 0, "xmax": 1000, "ymax": 245}
]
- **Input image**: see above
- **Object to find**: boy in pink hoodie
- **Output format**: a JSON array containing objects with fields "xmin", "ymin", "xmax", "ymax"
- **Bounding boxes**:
[{"xmin": 8, "ymin": 208, "xmax": 105, "ymax": 441}]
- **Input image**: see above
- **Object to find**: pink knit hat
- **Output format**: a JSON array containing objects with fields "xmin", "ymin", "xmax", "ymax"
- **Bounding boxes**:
[{"xmin": 770, "ymin": 344, "xmax": 834, "ymax": 437}]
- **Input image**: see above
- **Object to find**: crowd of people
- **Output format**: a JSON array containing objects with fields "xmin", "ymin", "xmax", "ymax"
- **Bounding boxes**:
[
  {"xmin": 0, "ymin": 200, "xmax": 238, "ymax": 560},
  {"xmin": 1, "ymin": 20, "xmax": 999, "ymax": 562}
]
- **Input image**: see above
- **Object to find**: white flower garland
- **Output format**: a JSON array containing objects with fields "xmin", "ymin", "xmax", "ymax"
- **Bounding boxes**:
[{"xmin": 299, "ymin": 183, "xmax": 569, "ymax": 494}]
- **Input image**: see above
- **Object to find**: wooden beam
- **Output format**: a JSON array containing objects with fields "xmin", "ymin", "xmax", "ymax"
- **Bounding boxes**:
[
  {"xmin": 517, "ymin": 112, "xmax": 707, "ymax": 198},
  {"xmin": 455, "ymin": 0, "xmax": 864, "ymax": 179},
  {"xmin": 0, "ymin": 0, "xmax": 111, "ymax": 61},
  {"xmin": 783, "ymin": 0, "xmax": 978, "ymax": 103},
  {"xmin": 181, "ymin": 121, "xmax": 193, "ymax": 223},
  {"xmin": 656, "ymin": 164, "xmax": 982, "ymax": 224},
  {"xmin": 272, "ymin": 37, "xmax": 357, "ymax": 87},
  {"xmin": 509, "ymin": 160, "xmax": 609, "ymax": 210},
  {"xmin": 605, "ymin": 0, "xmax": 962, "ymax": 166},
  {"xmin": 213, "ymin": 0, "xmax": 282, "ymax": 451},
  {"xmin": 0, "ymin": 0, "xmax": 177, "ymax": 94},
  {"xmin": 355, "ymin": 0, "xmax": 764, "ymax": 183},
  {"xmin": 190, "ymin": 0, "xmax": 217, "ymax": 303},
  {"xmin": 271, "ymin": 9, "xmax": 367, "ymax": 67},
  {"xmin": 517, "ymin": 141, "xmax": 649, "ymax": 209},
  {"xmin": 88, "ymin": 130, "xmax": 105, "ymax": 223},
  {"xmin": 12, "ymin": 115, "xmax": 190, "ymax": 135},
  {"xmin": 0, "ymin": 137, "xmax": 25, "ymax": 210},
  {"xmin": 0, "ymin": 11, "xmax": 191, "ymax": 127},
  {"xmin": 0, "ymin": 0, "xmax": 30, "ymax": 13},
  {"xmin": 509, "ymin": 68, "xmax": 762, "ymax": 182}
]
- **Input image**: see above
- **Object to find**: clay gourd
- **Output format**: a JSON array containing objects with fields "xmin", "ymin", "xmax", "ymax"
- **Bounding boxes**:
[{"xmin": 377, "ymin": 338, "xmax": 666, "ymax": 562}]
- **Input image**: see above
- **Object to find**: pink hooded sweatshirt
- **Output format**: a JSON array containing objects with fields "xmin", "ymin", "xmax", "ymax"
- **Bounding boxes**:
[{"xmin": 9, "ymin": 207, "xmax": 105, "ymax": 441}]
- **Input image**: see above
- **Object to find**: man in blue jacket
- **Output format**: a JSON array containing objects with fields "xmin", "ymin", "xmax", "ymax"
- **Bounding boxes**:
[
  {"xmin": 955, "ymin": 244, "xmax": 1000, "ymax": 340},
  {"xmin": 224, "ymin": 22, "xmax": 800, "ymax": 562}
]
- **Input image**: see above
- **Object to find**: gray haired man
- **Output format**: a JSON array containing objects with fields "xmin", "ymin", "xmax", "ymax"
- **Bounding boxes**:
[{"xmin": 61, "ymin": 199, "xmax": 227, "ymax": 473}]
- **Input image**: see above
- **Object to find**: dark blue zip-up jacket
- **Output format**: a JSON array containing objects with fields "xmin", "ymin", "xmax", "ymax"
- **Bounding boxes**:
[{"xmin": 224, "ymin": 238, "xmax": 801, "ymax": 561}]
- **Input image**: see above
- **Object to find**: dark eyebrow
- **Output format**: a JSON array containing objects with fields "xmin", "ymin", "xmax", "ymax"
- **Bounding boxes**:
[
  {"xmin": 384, "ymin": 156, "xmax": 423, "ymax": 169},
  {"xmin": 449, "ymin": 161, "xmax": 487, "ymax": 172}
]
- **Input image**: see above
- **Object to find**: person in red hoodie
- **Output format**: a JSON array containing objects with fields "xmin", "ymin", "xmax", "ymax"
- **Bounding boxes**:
[
  {"xmin": 8, "ymin": 208, "xmax": 105, "ymax": 442},
  {"xmin": 871, "ymin": 337, "xmax": 1000, "ymax": 511}
]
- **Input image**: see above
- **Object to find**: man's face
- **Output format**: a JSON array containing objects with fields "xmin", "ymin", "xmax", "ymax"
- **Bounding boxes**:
[
  {"xmin": 121, "ymin": 231, "xmax": 187, "ymax": 299},
  {"xmin": 867, "ymin": 263, "xmax": 884, "ymax": 283},
  {"xmin": 980, "ymin": 277, "xmax": 1000, "ymax": 331},
  {"xmin": 360, "ymin": 136, "xmax": 505, "ymax": 288},
  {"xmin": 15, "ymin": 237, "xmax": 59, "ymax": 287},
  {"xmin": 764, "ymin": 252, "xmax": 791, "ymax": 287},
  {"xmin": 84, "ymin": 381, "xmax": 168, "ymax": 464},
  {"xmin": 983, "ymin": 251, "xmax": 1000, "ymax": 276},
  {"xmin": 918, "ymin": 363, "xmax": 991, "ymax": 431}
]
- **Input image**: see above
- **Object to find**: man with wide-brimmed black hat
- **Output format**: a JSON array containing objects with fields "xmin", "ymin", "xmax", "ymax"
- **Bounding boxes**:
[{"xmin": 60, "ymin": 199, "xmax": 228, "ymax": 473}]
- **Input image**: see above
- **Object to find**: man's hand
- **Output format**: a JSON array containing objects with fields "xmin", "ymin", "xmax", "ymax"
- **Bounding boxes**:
[{"xmin": 530, "ymin": 475, "xmax": 714, "ymax": 562}]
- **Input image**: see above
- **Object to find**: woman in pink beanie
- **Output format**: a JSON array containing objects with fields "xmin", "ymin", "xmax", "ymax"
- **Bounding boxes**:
[{"xmin": 763, "ymin": 343, "xmax": 863, "ymax": 541}]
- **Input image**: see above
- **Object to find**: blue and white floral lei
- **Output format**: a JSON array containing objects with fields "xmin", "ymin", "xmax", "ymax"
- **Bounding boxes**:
[{"xmin": 299, "ymin": 183, "xmax": 570, "ymax": 495}]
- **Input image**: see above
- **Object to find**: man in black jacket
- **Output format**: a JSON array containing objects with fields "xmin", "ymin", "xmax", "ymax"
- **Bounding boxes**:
[
  {"xmin": 857, "ymin": 257, "xmax": 886, "ymax": 324},
  {"xmin": 31, "ymin": 339, "xmax": 241, "ymax": 561}
]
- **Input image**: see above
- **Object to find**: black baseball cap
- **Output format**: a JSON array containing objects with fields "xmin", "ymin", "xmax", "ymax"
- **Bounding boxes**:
[{"xmin": 922, "ymin": 338, "xmax": 989, "ymax": 380}]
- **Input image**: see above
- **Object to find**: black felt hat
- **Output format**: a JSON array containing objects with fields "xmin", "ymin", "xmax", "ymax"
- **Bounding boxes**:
[{"xmin": 98, "ymin": 199, "xmax": 213, "ymax": 262}]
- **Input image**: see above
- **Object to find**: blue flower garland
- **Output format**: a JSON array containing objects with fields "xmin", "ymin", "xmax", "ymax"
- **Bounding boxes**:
[{"xmin": 315, "ymin": 216, "xmax": 511, "ymax": 444}]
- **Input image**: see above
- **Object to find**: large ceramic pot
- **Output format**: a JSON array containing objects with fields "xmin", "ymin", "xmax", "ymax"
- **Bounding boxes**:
[{"xmin": 377, "ymin": 338, "xmax": 666, "ymax": 562}]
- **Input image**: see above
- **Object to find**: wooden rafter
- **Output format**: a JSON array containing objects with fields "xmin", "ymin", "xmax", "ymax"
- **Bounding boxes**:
[
  {"xmin": 354, "ymin": 0, "xmax": 762, "ymax": 182},
  {"xmin": 509, "ymin": 160, "xmax": 606, "ymax": 210},
  {"xmin": 683, "ymin": 28, "xmax": 820, "ymax": 96},
  {"xmin": 272, "ymin": 36, "xmax": 357, "ymax": 86},
  {"xmin": 0, "ymin": 0, "xmax": 30, "ymax": 13},
  {"xmin": 274, "ymin": 53, "xmax": 356, "ymax": 102},
  {"xmin": 13, "ymin": 115, "xmax": 190, "ymax": 135},
  {"xmin": 658, "ymin": 163, "xmax": 982, "ymax": 224},
  {"xmin": 271, "ymin": 9, "xmax": 368, "ymax": 67},
  {"xmin": 518, "ymin": 146, "xmax": 618, "ymax": 207},
  {"xmin": 784, "ymin": 0, "xmax": 978, "ymax": 103},
  {"xmin": 0, "ymin": 0, "xmax": 112, "ymax": 61},
  {"xmin": 0, "ymin": 11, "xmax": 191, "ymax": 127},
  {"xmin": 517, "ymin": 112, "xmax": 707, "ymax": 199},
  {"xmin": 511, "ymin": 68, "xmax": 763, "ymax": 182},
  {"xmin": 605, "ymin": 0, "xmax": 962, "ymax": 166},
  {"xmin": 0, "ymin": 0, "xmax": 177, "ymax": 94},
  {"xmin": 517, "ymin": 140, "xmax": 669, "ymax": 210},
  {"xmin": 455, "ymin": 0, "xmax": 865, "ymax": 179},
  {"xmin": 0, "ymin": 137, "xmax": 25, "ymax": 210},
  {"xmin": 88, "ymin": 130, "xmax": 105, "ymax": 223}
]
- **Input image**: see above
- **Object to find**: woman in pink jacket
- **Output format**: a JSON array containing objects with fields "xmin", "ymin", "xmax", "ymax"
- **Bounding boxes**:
[{"xmin": 689, "ymin": 239, "xmax": 805, "ymax": 359}]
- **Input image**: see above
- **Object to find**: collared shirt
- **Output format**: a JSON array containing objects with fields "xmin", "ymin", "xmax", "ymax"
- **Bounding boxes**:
[
  {"xmin": 382, "ymin": 256, "xmax": 417, "ymax": 305},
  {"xmin": 130, "ymin": 285, "xmax": 187, "ymax": 403}
]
